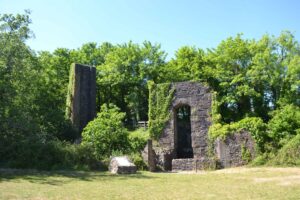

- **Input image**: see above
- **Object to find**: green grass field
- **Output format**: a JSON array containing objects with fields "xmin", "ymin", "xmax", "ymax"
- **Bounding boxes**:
[{"xmin": 1, "ymin": 167, "xmax": 300, "ymax": 200}]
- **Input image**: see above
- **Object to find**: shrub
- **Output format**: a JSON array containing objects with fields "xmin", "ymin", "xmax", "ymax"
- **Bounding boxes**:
[
  {"xmin": 74, "ymin": 144, "xmax": 102, "ymax": 170},
  {"xmin": 269, "ymin": 132, "xmax": 300, "ymax": 166},
  {"xmin": 128, "ymin": 128, "xmax": 149, "ymax": 152},
  {"xmin": 129, "ymin": 152, "xmax": 147, "ymax": 170},
  {"xmin": 0, "ymin": 138, "xmax": 99, "ymax": 170},
  {"xmin": 267, "ymin": 104, "xmax": 300, "ymax": 148},
  {"xmin": 126, "ymin": 128, "xmax": 149, "ymax": 170},
  {"xmin": 250, "ymin": 153, "xmax": 275, "ymax": 166},
  {"xmin": 81, "ymin": 104, "xmax": 130, "ymax": 160}
]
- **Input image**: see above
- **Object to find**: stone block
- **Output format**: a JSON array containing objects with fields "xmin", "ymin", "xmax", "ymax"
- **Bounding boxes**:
[{"xmin": 109, "ymin": 156, "xmax": 137, "ymax": 174}]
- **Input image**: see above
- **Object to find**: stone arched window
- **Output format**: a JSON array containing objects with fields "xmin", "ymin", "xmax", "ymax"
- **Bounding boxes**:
[{"xmin": 174, "ymin": 104, "xmax": 193, "ymax": 158}]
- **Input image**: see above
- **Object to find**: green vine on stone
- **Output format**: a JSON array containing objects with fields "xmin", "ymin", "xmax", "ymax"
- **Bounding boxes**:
[
  {"xmin": 148, "ymin": 81, "xmax": 175, "ymax": 140},
  {"xmin": 241, "ymin": 143, "xmax": 252, "ymax": 163},
  {"xmin": 65, "ymin": 63, "xmax": 75, "ymax": 120}
]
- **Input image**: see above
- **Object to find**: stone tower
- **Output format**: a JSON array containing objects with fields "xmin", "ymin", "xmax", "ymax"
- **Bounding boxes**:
[{"xmin": 66, "ymin": 63, "xmax": 96, "ymax": 134}]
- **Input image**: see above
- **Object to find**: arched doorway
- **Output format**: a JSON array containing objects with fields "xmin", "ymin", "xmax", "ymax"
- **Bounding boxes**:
[{"xmin": 174, "ymin": 105, "xmax": 193, "ymax": 158}]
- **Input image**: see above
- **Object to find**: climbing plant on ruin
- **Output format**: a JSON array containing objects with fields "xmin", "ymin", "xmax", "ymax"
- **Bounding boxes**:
[
  {"xmin": 148, "ymin": 81, "xmax": 175, "ymax": 139},
  {"xmin": 65, "ymin": 63, "xmax": 75, "ymax": 120}
]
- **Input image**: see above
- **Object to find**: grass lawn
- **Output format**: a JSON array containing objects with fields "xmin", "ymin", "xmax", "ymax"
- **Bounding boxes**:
[{"xmin": 1, "ymin": 167, "xmax": 300, "ymax": 200}]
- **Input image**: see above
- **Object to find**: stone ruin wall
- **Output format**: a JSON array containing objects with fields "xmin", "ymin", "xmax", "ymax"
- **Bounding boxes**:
[
  {"xmin": 67, "ymin": 63, "xmax": 96, "ymax": 134},
  {"xmin": 144, "ymin": 82, "xmax": 212, "ymax": 171},
  {"xmin": 215, "ymin": 130, "xmax": 256, "ymax": 168},
  {"xmin": 143, "ymin": 81, "xmax": 256, "ymax": 171}
]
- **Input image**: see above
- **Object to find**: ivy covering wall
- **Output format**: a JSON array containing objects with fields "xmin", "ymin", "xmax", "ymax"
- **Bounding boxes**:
[
  {"xmin": 65, "ymin": 63, "xmax": 75, "ymax": 120},
  {"xmin": 209, "ymin": 117, "xmax": 267, "ymax": 153},
  {"xmin": 148, "ymin": 81, "xmax": 175, "ymax": 139},
  {"xmin": 208, "ymin": 91, "xmax": 268, "ymax": 152}
]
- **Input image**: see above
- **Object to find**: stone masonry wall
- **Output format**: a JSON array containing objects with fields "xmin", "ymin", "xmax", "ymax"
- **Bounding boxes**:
[
  {"xmin": 172, "ymin": 158, "xmax": 194, "ymax": 171},
  {"xmin": 172, "ymin": 158, "xmax": 216, "ymax": 171},
  {"xmin": 143, "ymin": 82, "xmax": 257, "ymax": 171},
  {"xmin": 67, "ymin": 63, "xmax": 96, "ymax": 133},
  {"xmin": 148, "ymin": 82, "xmax": 212, "ymax": 171},
  {"xmin": 215, "ymin": 130, "xmax": 256, "ymax": 168}
]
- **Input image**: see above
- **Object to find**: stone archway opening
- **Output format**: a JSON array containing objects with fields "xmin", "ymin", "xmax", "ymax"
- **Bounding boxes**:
[{"xmin": 174, "ymin": 105, "xmax": 193, "ymax": 158}]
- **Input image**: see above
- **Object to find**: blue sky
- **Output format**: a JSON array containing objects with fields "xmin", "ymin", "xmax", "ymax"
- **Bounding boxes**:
[{"xmin": 1, "ymin": 0, "xmax": 300, "ymax": 58}]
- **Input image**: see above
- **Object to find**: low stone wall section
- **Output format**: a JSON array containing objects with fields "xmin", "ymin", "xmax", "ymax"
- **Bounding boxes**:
[{"xmin": 215, "ymin": 131, "xmax": 256, "ymax": 168}]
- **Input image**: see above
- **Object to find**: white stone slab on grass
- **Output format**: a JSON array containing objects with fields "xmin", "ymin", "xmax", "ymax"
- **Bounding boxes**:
[{"xmin": 109, "ymin": 156, "xmax": 137, "ymax": 174}]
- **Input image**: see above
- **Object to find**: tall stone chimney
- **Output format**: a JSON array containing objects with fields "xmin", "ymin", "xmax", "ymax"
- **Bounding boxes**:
[{"xmin": 66, "ymin": 63, "xmax": 96, "ymax": 134}]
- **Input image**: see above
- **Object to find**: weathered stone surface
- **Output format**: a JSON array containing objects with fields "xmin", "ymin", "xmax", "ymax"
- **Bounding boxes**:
[
  {"xmin": 215, "ymin": 131, "xmax": 256, "ymax": 168},
  {"xmin": 144, "ymin": 82, "xmax": 257, "ymax": 171},
  {"xmin": 172, "ymin": 158, "xmax": 216, "ymax": 171},
  {"xmin": 109, "ymin": 156, "xmax": 137, "ymax": 174},
  {"xmin": 142, "ymin": 140, "xmax": 156, "ymax": 171},
  {"xmin": 172, "ymin": 158, "xmax": 194, "ymax": 171},
  {"xmin": 145, "ymin": 82, "xmax": 212, "ymax": 171},
  {"xmin": 67, "ymin": 63, "xmax": 96, "ymax": 134}
]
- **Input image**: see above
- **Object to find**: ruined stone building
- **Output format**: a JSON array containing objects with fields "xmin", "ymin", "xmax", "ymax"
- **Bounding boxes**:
[
  {"xmin": 67, "ymin": 63, "xmax": 255, "ymax": 171},
  {"xmin": 144, "ymin": 82, "xmax": 255, "ymax": 171}
]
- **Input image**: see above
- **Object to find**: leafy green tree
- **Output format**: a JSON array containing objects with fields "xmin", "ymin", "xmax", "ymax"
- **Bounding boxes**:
[
  {"xmin": 248, "ymin": 32, "xmax": 300, "ymax": 114},
  {"xmin": 282, "ymin": 54, "xmax": 300, "ymax": 106},
  {"xmin": 203, "ymin": 32, "xmax": 299, "ymax": 123},
  {"xmin": 140, "ymin": 41, "xmax": 167, "ymax": 83},
  {"xmin": 97, "ymin": 41, "xmax": 167, "ymax": 125},
  {"xmin": 36, "ymin": 48, "xmax": 78, "ymax": 140},
  {"xmin": 164, "ymin": 46, "xmax": 205, "ymax": 82},
  {"xmin": 81, "ymin": 104, "xmax": 129, "ymax": 159},
  {"xmin": 0, "ymin": 11, "xmax": 51, "ymax": 165},
  {"xmin": 72, "ymin": 42, "xmax": 114, "ymax": 66},
  {"xmin": 0, "ymin": 10, "xmax": 41, "ymax": 139},
  {"xmin": 204, "ymin": 34, "xmax": 256, "ymax": 122}
]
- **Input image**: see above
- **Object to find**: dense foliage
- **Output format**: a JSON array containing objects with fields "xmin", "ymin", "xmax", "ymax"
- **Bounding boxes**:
[
  {"xmin": 209, "ymin": 117, "xmax": 267, "ymax": 151},
  {"xmin": 267, "ymin": 104, "xmax": 300, "ymax": 148},
  {"xmin": 0, "ymin": 11, "xmax": 299, "ymax": 169},
  {"xmin": 81, "ymin": 104, "xmax": 129, "ymax": 159},
  {"xmin": 269, "ymin": 133, "xmax": 300, "ymax": 166},
  {"xmin": 128, "ymin": 128, "xmax": 149, "ymax": 152},
  {"xmin": 148, "ymin": 81, "xmax": 175, "ymax": 139},
  {"xmin": 81, "ymin": 104, "xmax": 148, "ymax": 169},
  {"xmin": 128, "ymin": 128, "xmax": 149, "ymax": 169}
]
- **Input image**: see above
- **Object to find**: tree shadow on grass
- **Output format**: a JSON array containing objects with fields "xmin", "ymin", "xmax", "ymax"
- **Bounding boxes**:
[{"xmin": 0, "ymin": 168, "xmax": 156, "ymax": 186}]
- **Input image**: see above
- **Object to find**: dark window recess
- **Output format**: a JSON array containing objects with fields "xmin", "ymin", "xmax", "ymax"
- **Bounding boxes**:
[{"xmin": 175, "ymin": 105, "xmax": 193, "ymax": 158}]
